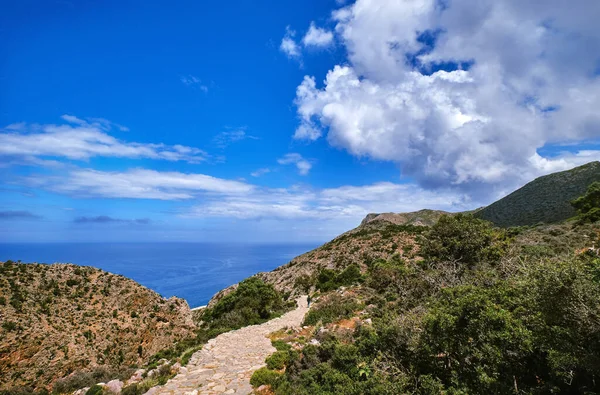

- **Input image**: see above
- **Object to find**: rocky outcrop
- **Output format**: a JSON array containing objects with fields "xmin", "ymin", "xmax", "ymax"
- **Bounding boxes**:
[
  {"xmin": 360, "ymin": 209, "xmax": 451, "ymax": 227},
  {"xmin": 0, "ymin": 262, "xmax": 197, "ymax": 391}
]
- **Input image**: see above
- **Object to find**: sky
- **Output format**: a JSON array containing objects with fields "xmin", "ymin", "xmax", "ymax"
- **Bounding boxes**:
[{"xmin": 1, "ymin": 0, "xmax": 600, "ymax": 243}]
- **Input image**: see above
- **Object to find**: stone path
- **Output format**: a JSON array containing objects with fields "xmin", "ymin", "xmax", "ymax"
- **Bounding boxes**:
[{"xmin": 146, "ymin": 296, "xmax": 309, "ymax": 395}]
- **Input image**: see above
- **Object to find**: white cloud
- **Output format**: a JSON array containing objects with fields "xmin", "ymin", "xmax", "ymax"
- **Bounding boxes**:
[
  {"xmin": 280, "ymin": 26, "xmax": 301, "ymax": 59},
  {"xmin": 277, "ymin": 153, "xmax": 313, "ymax": 175},
  {"xmin": 212, "ymin": 128, "xmax": 258, "ymax": 148},
  {"xmin": 188, "ymin": 181, "xmax": 470, "ymax": 222},
  {"xmin": 29, "ymin": 168, "xmax": 254, "ymax": 200},
  {"xmin": 181, "ymin": 75, "xmax": 209, "ymax": 92},
  {"xmin": 293, "ymin": 0, "xmax": 600, "ymax": 195},
  {"xmin": 250, "ymin": 168, "xmax": 271, "ymax": 177},
  {"xmin": 0, "ymin": 116, "xmax": 208, "ymax": 163},
  {"xmin": 302, "ymin": 22, "xmax": 334, "ymax": 48}
]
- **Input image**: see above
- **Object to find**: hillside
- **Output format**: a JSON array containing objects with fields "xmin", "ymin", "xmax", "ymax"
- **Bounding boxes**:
[
  {"xmin": 245, "ymin": 217, "xmax": 600, "ymax": 394},
  {"xmin": 225, "ymin": 222, "xmax": 425, "ymax": 303},
  {"xmin": 475, "ymin": 161, "xmax": 600, "ymax": 227},
  {"xmin": 0, "ymin": 262, "xmax": 196, "ymax": 391}
]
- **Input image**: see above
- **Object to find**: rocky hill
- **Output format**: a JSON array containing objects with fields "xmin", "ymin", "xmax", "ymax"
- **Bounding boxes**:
[
  {"xmin": 475, "ymin": 161, "xmax": 600, "ymax": 227},
  {"xmin": 257, "ymin": 222, "xmax": 425, "ymax": 298},
  {"xmin": 359, "ymin": 209, "xmax": 450, "ymax": 227},
  {"xmin": 0, "ymin": 261, "xmax": 196, "ymax": 391}
]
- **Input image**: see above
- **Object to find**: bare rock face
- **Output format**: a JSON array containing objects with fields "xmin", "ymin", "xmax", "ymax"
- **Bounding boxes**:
[
  {"xmin": 0, "ymin": 262, "xmax": 197, "ymax": 391},
  {"xmin": 206, "ymin": 283, "xmax": 238, "ymax": 309}
]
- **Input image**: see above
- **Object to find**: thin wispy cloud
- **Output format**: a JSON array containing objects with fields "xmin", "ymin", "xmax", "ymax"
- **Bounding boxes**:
[
  {"xmin": 187, "ymin": 181, "xmax": 471, "ymax": 221},
  {"xmin": 0, "ymin": 210, "xmax": 41, "ymax": 220},
  {"xmin": 180, "ymin": 75, "xmax": 209, "ymax": 92},
  {"xmin": 73, "ymin": 215, "xmax": 150, "ymax": 224},
  {"xmin": 277, "ymin": 153, "xmax": 313, "ymax": 175},
  {"xmin": 212, "ymin": 128, "xmax": 258, "ymax": 148},
  {"xmin": 250, "ymin": 168, "xmax": 271, "ymax": 177},
  {"xmin": 28, "ymin": 168, "xmax": 255, "ymax": 200},
  {"xmin": 0, "ymin": 116, "xmax": 209, "ymax": 164}
]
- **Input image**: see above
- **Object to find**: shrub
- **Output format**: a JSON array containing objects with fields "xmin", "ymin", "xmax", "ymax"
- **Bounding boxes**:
[
  {"xmin": 85, "ymin": 385, "xmax": 103, "ymax": 395},
  {"xmin": 271, "ymin": 340, "xmax": 292, "ymax": 352},
  {"xmin": 201, "ymin": 277, "xmax": 287, "ymax": 331},
  {"xmin": 2, "ymin": 321, "xmax": 18, "ymax": 332},
  {"xmin": 572, "ymin": 182, "xmax": 600, "ymax": 223},
  {"xmin": 420, "ymin": 214, "xmax": 506, "ymax": 266},
  {"xmin": 121, "ymin": 384, "xmax": 143, "ymax": 395},
  {"xmin": 250, "ymin": 367, "xmax": 281, "ymax": 387},
  {"xmin": 266, "ymin": 350, "xmax": 289, "ymax": 370},
  {"xmin": 316, "ymin": 264, "xmax": 363, "ymax": 292},
  {"xmin": 303, "ymin": 294, "xmax": 362, "ymax": 326}
]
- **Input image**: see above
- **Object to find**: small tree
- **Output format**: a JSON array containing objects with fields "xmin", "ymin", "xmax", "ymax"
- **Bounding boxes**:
[
  {"xmin": 572, "ymin": 182, "xmax": 600, "ymax": 223},
  {"xmin": 420, "ymin": 214, "xmax": 505, "ymax": 266}
]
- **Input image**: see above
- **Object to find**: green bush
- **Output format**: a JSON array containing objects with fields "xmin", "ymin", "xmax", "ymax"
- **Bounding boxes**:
[
  {"xmin": 85, "ymin": 385, "xmax": 103, "ymax": 395},
  {"xmin": 266, "ymin": 350, "xmax": 289, "ymax": 370},
  {"xmin": 303, "ymin": 294, "xmax": 362, "ymax": 326},
  {"xmin": 2, "ymin": 321, "xmax": 18, "ymax": 332},
  {"xmin": 572, "ymin": 182, "xmax": 600, "ymax": 223},
  {"xmin": 202, "ymin": 277, "xmax": 287, "ymax": 331},
  {"xmin": 121, "ymin": 384, "xmax": 143, "ymax": 395},
  {"xmin": 316, "ymin": 264, "xmax": 363, "ymax": 292},
  {"xmin": 421, "ymin": 214, "xmax": 507, "ymax": 266},
  {"xmin": 271, "ymin": 340, "xmax": 292, "ymax": 352},
  {"xmin": 250, "ymin": 367, "xmax": 281, "ymax": 387}
]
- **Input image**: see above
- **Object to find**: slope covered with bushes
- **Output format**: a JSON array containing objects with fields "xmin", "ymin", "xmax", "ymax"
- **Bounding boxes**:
[
  {"xmin": 251, "ymin": 214, "xmax": 600, "ymax": 394},
  {"xmin": 475, "ymin": 161, "xmax": 600, "ymax": 227}
]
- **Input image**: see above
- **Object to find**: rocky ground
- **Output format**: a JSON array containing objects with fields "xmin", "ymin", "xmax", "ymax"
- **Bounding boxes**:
[
  {"xmin": 0, "ymin": 261, "xmax": 196, "ymax": 391},
  {"xmin": 146, "ymin": 296, "xmax": 309, "ymax": 395}
]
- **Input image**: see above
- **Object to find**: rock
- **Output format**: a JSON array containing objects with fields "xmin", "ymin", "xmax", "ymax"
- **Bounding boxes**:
[
  {"xmin": 364, "ymin": 318, "xmax": 372, "ymax": 325},
  {"xmin": 309, "ymin": 339, "xmax": 321, "ymax": 346},
  {"xmin": 183, "ymin": 391, "xmax": 198, "ymax": 395},
  {"xmin": 73, "ymin": 388, "xmax": 89, "ymax": 395},
  {"xmin": 105, "ymin": 379, "xmax": 124, "ymax": 393},
  {"xmin": 126, "ymin": 369, "xmax": 145, "ymax": 385}
]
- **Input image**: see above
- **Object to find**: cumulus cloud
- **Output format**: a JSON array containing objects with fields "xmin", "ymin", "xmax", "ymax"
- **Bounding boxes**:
[
  {"xmin": 277, "ymin": 153, "xmax": 313, "ymax": 175},
  {"xmin": 0, "ymin": 116, "xmax": 209, "ymax": 164},
  {"xmin": 302, "ymin": 22, "xmax": 334, "ymax": 48},
  {"xmin": 280, "ymin": 26, "xmax": 301, "ymax": 59},
  {"xmin": 73, "ymin": 216, "xmax": 150, "ymax": 224},
  {"xmin": 0, "ymin": 210, "xmax": 41, "ymax": 220},
  {"xmin": 29, "ymin": 168, "xmax": 255, "ymax": 200},
  {"xmin": 293, "ymin": 0, "xmax": 600, "ymax": 195}
]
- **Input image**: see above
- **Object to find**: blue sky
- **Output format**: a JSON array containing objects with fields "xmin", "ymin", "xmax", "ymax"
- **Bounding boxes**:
[{"xmin": 1, "ymin": 0, "xmax": 599, "ymax": 243}]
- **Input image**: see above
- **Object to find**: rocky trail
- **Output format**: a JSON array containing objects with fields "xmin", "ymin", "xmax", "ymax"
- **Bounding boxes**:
[{"xmin": 146, "ymin": 296, "xmax": 309, "ymax": 395}]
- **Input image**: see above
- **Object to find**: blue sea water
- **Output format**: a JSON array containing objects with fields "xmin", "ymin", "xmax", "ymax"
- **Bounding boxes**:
[{"xmin": 0, "ymin": 243, "xmax": 317, "ymax": 308}]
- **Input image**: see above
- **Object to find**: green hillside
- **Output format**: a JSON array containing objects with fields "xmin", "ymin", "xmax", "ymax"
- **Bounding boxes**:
[{"xmin": 475, "ymin": 161, "xmax": 600, "ymax": 227}]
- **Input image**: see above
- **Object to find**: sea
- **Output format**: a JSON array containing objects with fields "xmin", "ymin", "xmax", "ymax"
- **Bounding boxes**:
[{"xmin": 0, "ymin": 243, "xmax": 317, "ymax": 308}]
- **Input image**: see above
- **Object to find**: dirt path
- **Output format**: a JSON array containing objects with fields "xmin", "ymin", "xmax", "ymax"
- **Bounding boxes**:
[{"xmin": 146, "ymin": 296, "xmax": 309, "ymax": 395}]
